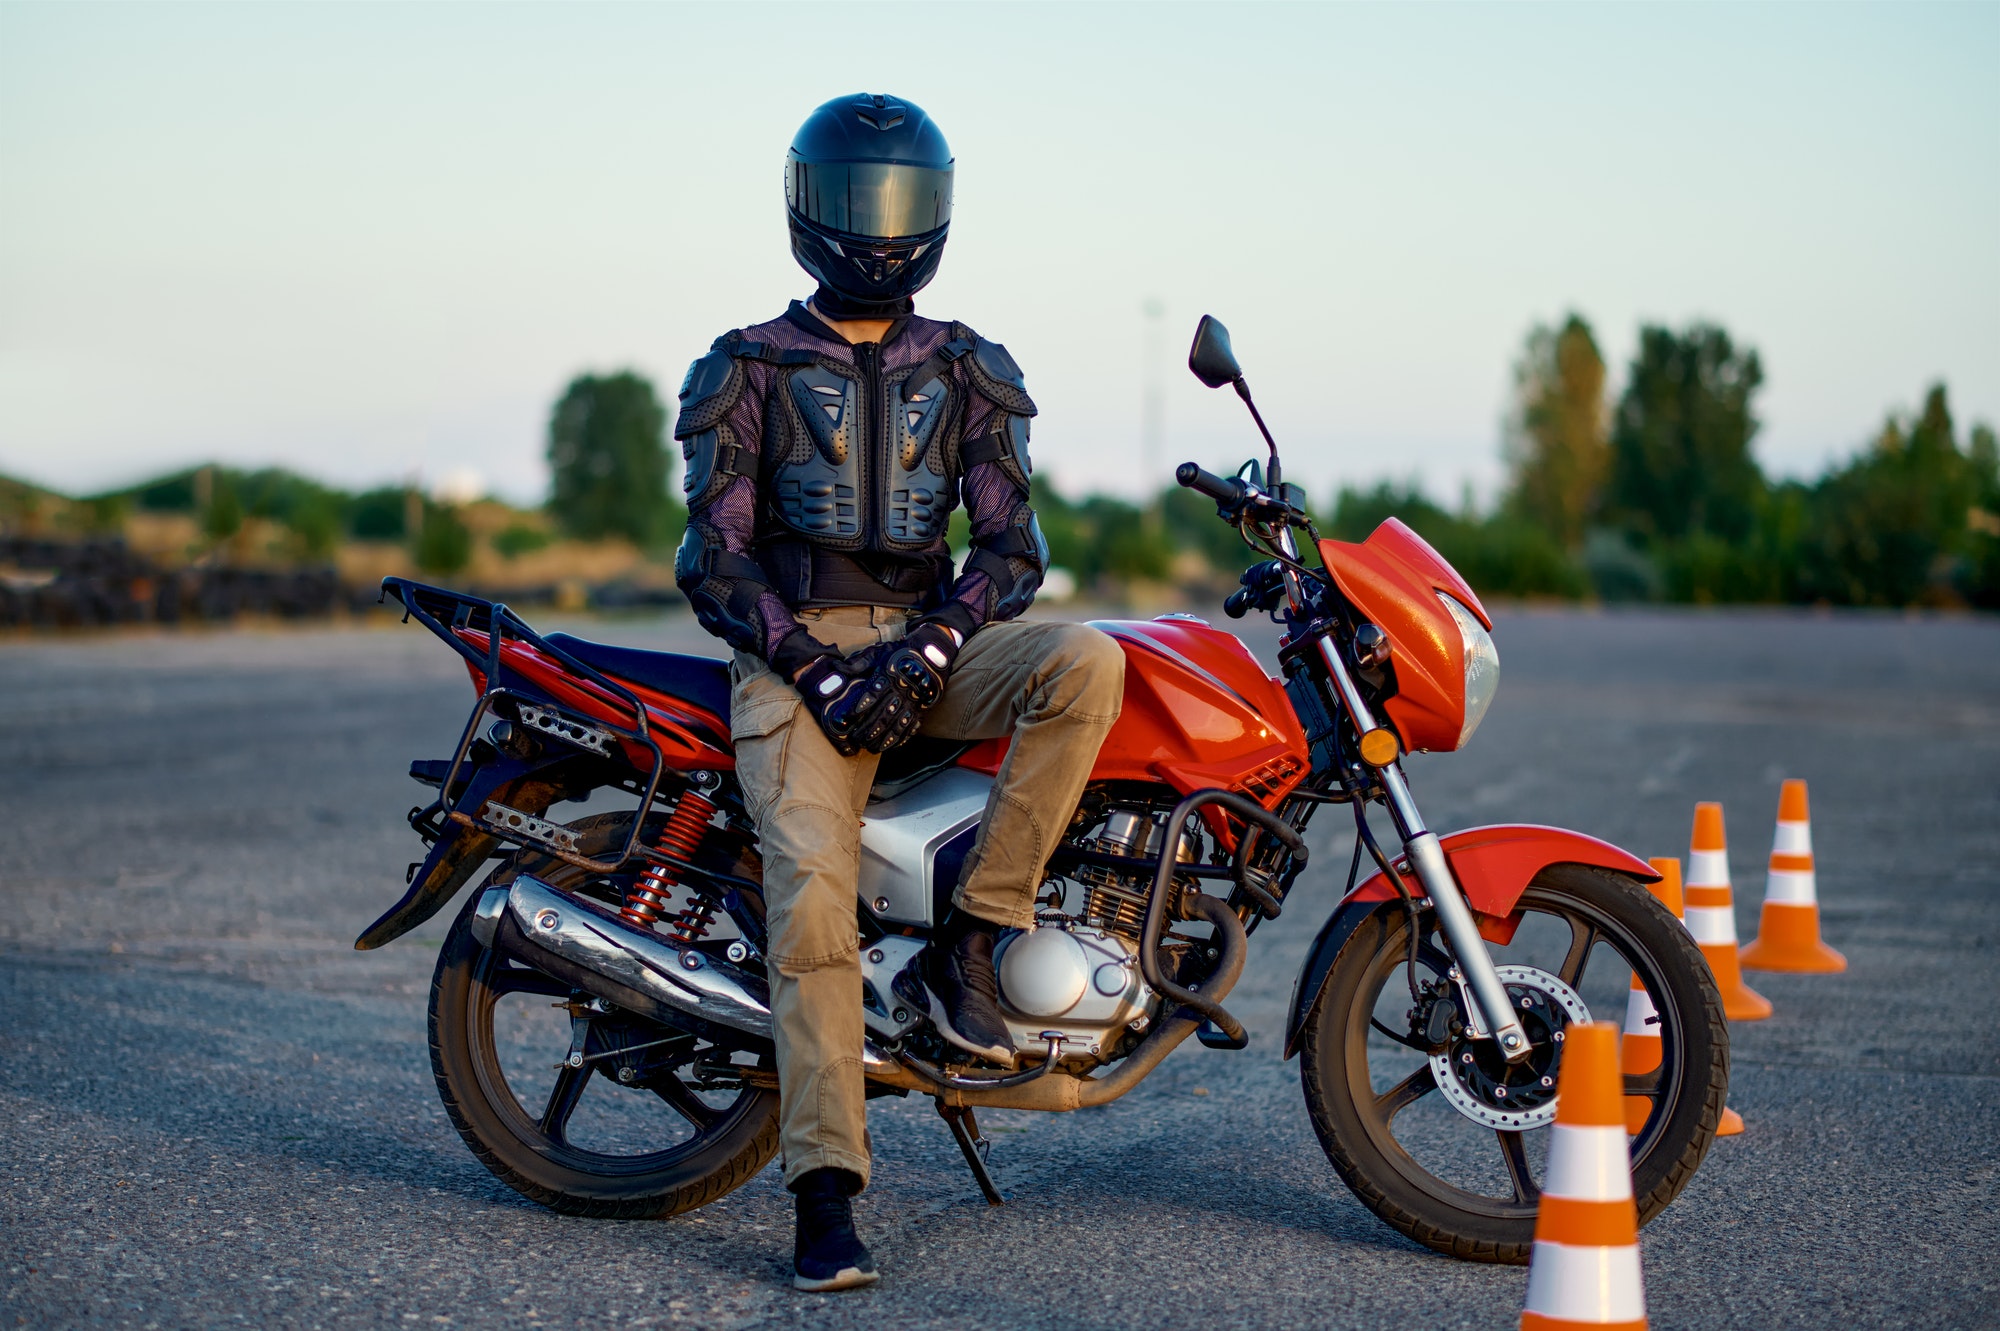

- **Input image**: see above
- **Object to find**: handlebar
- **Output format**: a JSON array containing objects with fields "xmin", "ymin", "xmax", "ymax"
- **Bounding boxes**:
[{"xmin": 1177, "ymin": 461, "xmax": 1246, "ymax": 506}]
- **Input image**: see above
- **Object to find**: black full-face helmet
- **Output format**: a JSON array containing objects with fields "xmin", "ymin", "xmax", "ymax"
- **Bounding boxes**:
[{"xmin": 786, "ymin": 93, "xmax": 953, "ymax": 314}]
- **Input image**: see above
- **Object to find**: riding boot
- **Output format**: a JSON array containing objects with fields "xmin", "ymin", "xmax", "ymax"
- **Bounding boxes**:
[
  {"xmin": 791, "ymin": 1167, "xmax": 878, "ymax": 1292},
  {"xmin": 902, "ymin": 907, "xmax": 1018, "ymax": 1067}
]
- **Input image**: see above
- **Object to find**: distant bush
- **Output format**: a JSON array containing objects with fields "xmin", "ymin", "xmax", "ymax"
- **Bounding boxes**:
[{"xmin": 494, "ymin": 523, "xmax": 554, "ymax": 560}]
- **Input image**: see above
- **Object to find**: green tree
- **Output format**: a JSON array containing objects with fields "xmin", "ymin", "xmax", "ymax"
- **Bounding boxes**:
[
  {"xmin": 1504, "ymin": 314, "xmax": 1608, "ymax": 549},
  {"xmin": 547, "ymin": 371, "xmax": 679, "ymax": 547},
  {"xmin": 202, "ymin": 472, "xmax": 243, "ymax": 541},
  {"xmin": 347, "ymin": 486, "xmax": 412, "ymax": 540},
  {"xmin": 1605, "ymin": 324, "xmax": 1766, "ymax": 543},
  {"xmin": 415, "ymin": 499, "xmax": 473, "ymax": 575},
  {"xmin": 1793, "ymin": 385, "xmax": 1989, "ymax": 606}
]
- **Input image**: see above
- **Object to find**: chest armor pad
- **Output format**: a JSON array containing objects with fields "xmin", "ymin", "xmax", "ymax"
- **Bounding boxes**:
[
  {"xmin": 775, "ymin": 365, "xmax": 863, "ymax": 541},
  {"xmin": 766, "ymin": 360, "xmax": 958, "ymax": 552},
  {"xmin": 884, "ymin": 366, "xmax": 953, "ymax": 546}
]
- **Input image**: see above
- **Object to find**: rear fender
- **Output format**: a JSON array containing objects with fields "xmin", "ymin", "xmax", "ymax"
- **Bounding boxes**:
[
  {"xmin": 353, "ymin": 755, "xmax": 575, "ymax": 951},
  {"xmin": 1282, "ymin": 824, "xmax": 1659, "ymax": 1059}
]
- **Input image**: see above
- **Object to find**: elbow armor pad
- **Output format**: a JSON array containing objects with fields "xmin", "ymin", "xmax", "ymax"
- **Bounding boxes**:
[
  {"xmin": 966, "ymin": 508, "xmax": 1049, "ymax": 622},
  {"xmin": 674, "ymin": 520, "xmax": 779, "ymax": 655}
]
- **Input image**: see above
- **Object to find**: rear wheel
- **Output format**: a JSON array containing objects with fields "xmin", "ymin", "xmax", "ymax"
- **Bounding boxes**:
[
  {"xmin": 1299, "ymin": 864, "xmax": 1727, "ymax": 1263},
  {"xmin": 428, "ymin": 813, "xmax": 779, "ymax": 1218}
]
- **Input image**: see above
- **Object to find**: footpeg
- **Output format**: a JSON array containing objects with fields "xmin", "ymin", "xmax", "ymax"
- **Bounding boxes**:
[
  {"xmin": 935, "ymin": 1100, "xmax": 1005, "ymax": 1205},
  {"xmin": 1195, "ymin": 1017, "xmax": 1249, "ymax": 1050}
]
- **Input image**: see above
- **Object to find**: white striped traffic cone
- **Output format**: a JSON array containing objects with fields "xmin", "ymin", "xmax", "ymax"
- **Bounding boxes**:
[
  {"xmin": 1521, "ymin": 1021, "xmax": 1647, "ymax": 1331},
  {"xmin": 1740, "ymin": 780, "xmax": 1846, "ymax": 973},
  {"xmin": 1684, "ymin": 803, "xmax": 1771, "ymax": 1021},
  {"xmin": 1623, "ymin": 857, "xmax": 1742, "ymax": 1136}
]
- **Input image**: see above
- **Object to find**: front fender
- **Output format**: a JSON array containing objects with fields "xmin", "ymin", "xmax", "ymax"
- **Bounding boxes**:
[{"xmin": 1282, "ymin": 824, "xmax": 1659, "ymax": 1060}]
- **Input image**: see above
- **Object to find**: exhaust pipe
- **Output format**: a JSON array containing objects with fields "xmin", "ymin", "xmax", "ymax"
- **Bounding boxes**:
[{"xmin": 472, "ymin": 875, "xmax": 776, "ymax": 1042}]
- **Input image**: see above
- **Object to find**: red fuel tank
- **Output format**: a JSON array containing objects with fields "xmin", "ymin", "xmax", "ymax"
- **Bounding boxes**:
[{"xmin": 960, "ymin": 616, "xmax": 1308, "ymax": 812}]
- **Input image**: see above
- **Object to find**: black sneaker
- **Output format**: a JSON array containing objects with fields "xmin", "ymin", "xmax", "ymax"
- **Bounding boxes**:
[
  {"xmin": 899, "ymin": 928, "xmax": 1018, "ymax": 1068},
  {"xmin": 792, "ymin": 1168, "xmax": 878, "ymax": 1293}
]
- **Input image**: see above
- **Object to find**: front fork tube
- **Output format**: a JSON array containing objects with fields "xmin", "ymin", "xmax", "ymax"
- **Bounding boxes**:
[
  {"xmin": 1382, "ymin": 770, "xmax": 1532, "ymax": 1061},
  {"xmin": 1312, "ymin": 633, "xmax": 1534, "ymax": 1063}
]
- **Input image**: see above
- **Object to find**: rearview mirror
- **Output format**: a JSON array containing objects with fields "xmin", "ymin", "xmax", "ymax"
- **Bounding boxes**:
[{"xmin": 1188, "ymin": 315, "xmax": 1243, "ymax": 389}]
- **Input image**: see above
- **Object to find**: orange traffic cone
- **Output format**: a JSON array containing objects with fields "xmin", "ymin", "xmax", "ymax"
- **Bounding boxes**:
[
  {"xmin": 1684, "ymin": 803, "xmax": 1771, "ymax": 1021},
  {"xmin": 1740, "ymin": 780, "xmax": 1846, "ymax": 974},
  {"xmin": 1624, "ymin": 857, "xmax": 1742, "ymax": 1136},
  {"xmin": 1521, "ymin": 1021, "xmax": 1647, "ymax": 1331}
]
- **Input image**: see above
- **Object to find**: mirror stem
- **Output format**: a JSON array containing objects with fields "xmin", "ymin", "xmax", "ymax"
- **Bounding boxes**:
[{"xmin": 1233, "ymin": 379, "xmax": 1282, "ymax": 489}]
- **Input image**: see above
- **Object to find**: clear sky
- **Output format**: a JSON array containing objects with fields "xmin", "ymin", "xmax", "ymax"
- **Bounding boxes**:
[{"xmin": 2, "ymin": 2, "xmax": 1994, "ymax": 508}]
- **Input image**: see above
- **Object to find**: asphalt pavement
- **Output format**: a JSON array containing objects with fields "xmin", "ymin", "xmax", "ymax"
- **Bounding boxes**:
[{"xmin": 3, "ymin": 605, "xmax": 1997, "ymax": 1330}]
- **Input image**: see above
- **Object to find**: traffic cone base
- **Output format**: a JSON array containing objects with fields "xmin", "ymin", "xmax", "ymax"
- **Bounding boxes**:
[
  {"xmin": 1718, "ymin": 1106, "xmax": 1744, "ymax": 1136},
  {"xmin": 1740, "ymin": 903, "xmax": 1847, "ymax": 972},
  {"xmin": 1698, "ymin": 941, "xmax": 1773, "ymax": 1020}
]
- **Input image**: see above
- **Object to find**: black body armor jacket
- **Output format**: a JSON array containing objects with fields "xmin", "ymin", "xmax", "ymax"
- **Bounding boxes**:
[{"xmin": 673, "ymin": 303, "xmax": 1046, "ymax": 674}]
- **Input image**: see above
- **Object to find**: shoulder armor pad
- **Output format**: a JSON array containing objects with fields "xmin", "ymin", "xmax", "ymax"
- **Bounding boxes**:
[
  {"xmin": 966, "ymin": 337, "xmax": 1037, "ymax": 417},
  {"xmin": 674, "ymin": 343, "xmax": 748, "ymax": 438}
]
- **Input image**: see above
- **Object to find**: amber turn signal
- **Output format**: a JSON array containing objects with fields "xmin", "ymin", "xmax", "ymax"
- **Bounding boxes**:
[{"xmin": 1358, "ymin": 728, "xmax": 1400, "ymax": 767}]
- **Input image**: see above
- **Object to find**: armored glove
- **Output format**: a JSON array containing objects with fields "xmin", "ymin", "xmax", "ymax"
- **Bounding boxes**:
[
  {"xmin": 792, "ymin": 648, "xmax": 922, "ymax": 757},
  {"xmin": 871, "ymin": 621, "xmax": 961, "ymax": 717}
]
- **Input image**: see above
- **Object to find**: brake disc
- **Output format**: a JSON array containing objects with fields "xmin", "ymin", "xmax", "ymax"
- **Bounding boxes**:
[{"xmin": 1428, "ymin": 964, "xmax": 1591, "ymax": 1131}]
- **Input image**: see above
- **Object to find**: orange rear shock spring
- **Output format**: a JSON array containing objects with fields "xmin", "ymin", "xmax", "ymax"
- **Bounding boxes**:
[{"xmin": 620, "ymin": 788, "xmax": 718, "ymax": 933}]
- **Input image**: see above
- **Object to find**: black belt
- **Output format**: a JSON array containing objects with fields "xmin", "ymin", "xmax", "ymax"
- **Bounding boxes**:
[{"xmin": 758, "ymin": 542, "xmax": 946, "ymax": 610}]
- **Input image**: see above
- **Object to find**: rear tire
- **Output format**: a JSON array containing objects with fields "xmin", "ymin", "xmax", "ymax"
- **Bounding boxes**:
[
  {"xmin": 428, "ymin": 813, "xmax": 780, "ymax": 1218},
  {"xmin": 1299, "ymin": 864, "xmax": 1727, "ymax": 1263}
]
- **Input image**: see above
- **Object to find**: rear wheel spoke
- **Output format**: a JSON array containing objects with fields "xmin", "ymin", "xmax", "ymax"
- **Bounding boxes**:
[
  {"xmin": 1496, "ymin": 1129, "xmax": 1540, "ymax": 1203},
  {"xmin": 650, "ymin": 1074, "xmax": 719, "ymax": 1129},
  {"xmin": 539, "ymin": 1065, "xmax": 591, "ymax": 1143},
  {"xmin": 1373, "ymin": 1065, "xmax": 1437, "ymax": 1123}
]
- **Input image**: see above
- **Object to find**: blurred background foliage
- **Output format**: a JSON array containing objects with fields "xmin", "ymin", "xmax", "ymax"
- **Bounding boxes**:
[{"xmin": 5, "ymin": 327, "xmax": 1996, "ymax": 614}]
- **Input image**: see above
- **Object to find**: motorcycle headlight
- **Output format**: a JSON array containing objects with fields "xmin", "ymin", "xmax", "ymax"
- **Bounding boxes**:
[{"xmin": 1439, "ymin": 593, "xmax": 1499, "ymax": 748}]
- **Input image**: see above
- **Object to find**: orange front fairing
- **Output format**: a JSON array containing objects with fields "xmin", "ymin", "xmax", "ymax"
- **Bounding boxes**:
[
  {"xmin": 1082, "ymin": 618, "xmax": 1307, "ymax": 810},
  {"xmin": 1318, "ymin": 519, "xmax": 1489, "ymax": 753},
  {"xmin": 457, "ymin": 630, "xmax": 734, "ymax": 772}
]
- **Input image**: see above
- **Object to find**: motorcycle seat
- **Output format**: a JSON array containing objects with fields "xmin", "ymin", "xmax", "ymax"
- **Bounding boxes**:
[{"xmin": 542, "ymin": 633, "xmax": 732, "ymax": 722}]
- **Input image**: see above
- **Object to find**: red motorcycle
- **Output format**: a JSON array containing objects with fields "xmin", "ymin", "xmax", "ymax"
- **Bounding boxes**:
[{"xmin": 358, "ymin": 316, "xmax": 1726, "ymax": 1263}]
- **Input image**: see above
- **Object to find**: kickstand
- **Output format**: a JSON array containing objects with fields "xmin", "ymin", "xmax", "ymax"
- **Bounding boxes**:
[{"xmin": 935, "ymin": 1100, "xmax": 1006, "ymax": 1205}]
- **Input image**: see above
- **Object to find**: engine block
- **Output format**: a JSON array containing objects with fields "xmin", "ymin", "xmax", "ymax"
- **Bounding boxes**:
[{"xmin": 993, "ymin": 923, "xmax": 1154, "ymax": 1058}]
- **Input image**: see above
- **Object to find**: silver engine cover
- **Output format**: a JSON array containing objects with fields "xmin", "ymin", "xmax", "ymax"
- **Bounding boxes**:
[{"xmin": 994, "ymin": 924, "xmax": 1155, "ymax": 1058}]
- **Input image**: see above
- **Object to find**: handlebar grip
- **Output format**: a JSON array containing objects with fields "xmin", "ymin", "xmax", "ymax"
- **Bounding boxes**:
[{"xmin": 1177, "ymin": 461, "xmax": 1244, "ymax": 505}]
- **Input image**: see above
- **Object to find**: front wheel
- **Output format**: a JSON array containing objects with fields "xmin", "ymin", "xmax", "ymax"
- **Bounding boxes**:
[{"xmin": 1299, "ymin": 864, "xmax": 1728, "ymax": 1263}]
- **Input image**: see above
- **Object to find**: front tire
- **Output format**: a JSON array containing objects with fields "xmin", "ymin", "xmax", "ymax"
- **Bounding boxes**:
[
  {"xmin": 428, "ymin": 813, "xmax": 780, "ymax": 1218},
  {"xmin": 1299, "ymin": 865, "xmax": 1728, "ymax": 1263}
]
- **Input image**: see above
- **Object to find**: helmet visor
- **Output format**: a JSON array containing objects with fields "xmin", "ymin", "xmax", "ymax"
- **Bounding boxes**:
[{"xmin": 786, "ymin": 153, "xmax": 953, "ymax": 240}]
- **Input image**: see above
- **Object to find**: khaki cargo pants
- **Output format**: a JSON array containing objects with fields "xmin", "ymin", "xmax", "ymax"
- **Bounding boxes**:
[{"xmin": 728, "ymin": 606, "xmax": 1125, "ymax": 1188}]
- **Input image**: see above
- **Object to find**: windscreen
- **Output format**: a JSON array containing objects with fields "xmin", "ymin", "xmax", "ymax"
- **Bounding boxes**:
[{"xmin": 786, "ymin": 154, "xmax": 953, "ymax": 240}]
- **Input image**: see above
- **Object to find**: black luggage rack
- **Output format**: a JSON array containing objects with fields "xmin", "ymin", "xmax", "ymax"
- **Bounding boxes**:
[{"xmin": 382, "ymin": 576, "xmax": 674, "ymax": 877}]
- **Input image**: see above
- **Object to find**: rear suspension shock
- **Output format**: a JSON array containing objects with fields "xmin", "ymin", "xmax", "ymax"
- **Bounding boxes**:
[{"xmin": 620, "ymin": 788, "xmax": 719, "ymax": 935}]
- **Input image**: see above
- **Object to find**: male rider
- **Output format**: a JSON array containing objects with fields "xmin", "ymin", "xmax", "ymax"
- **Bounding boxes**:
[{"xmin": 671, "ymin": 94, "xmax": 1124, "ymax": 1291}]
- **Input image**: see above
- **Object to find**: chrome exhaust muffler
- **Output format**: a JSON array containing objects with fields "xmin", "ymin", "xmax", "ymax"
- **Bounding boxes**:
[
  {"xmin": 471, "ymin": 874, "xmax": 900, "ymax": 1071},
  {"xmin": 471, "ymin": 874, "xmax": 775, "ymax": 1040}
]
